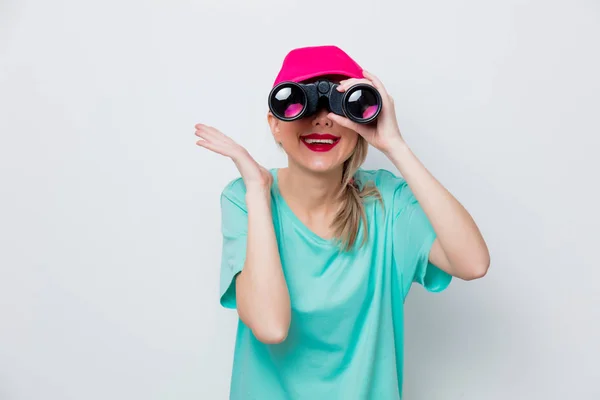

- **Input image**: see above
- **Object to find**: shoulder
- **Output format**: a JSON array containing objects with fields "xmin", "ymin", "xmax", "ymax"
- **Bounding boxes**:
[
  {"xmin": 220, "ymin": 176, "xmax": 247, "ymax": 211},
  {"xmin": 355, "ymin": 168, "xmax": 409, "ymax": 197},
  {"xmin": 355, "ymin": 168, "xmax": 405, "ymax": 189},
  {"xmin": 355, "ymin": 168, "xmax": 416, "ymax": 214}
]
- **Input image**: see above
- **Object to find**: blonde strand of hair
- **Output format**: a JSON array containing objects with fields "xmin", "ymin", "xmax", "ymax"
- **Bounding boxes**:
[{"xmin": 332, "ymin": 136, "xmax": 383, "ymax": 252}]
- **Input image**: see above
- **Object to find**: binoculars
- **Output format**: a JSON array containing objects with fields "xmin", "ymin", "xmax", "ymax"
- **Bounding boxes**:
[{"xmin": 268, "ymin": 79, "xmax": 382, "ymax": 124}]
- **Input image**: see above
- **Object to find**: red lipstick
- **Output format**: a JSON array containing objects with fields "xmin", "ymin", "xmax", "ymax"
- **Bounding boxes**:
[{"xmin": 300, "ymin": 133, "xmax": 340, "ymax": 152}]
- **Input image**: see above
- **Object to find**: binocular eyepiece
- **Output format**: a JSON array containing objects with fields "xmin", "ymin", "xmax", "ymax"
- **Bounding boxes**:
[{"xmin": 268, "ymin": 79, "xmax": 382, "ymax": 124}]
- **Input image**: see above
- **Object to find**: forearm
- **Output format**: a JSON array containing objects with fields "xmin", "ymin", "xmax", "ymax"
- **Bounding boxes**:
[
  {"xmin": 385, "ymin": 141, "xmax": 490, "ymax": 278},
  {"xmin": 235, "ymin": 186, "xmax": 291, "ymax": 343}
]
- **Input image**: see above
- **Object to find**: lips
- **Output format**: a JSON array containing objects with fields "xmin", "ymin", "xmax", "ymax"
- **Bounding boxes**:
[{"xmin": 300, "ymin": 133, "xmax": 340, "ymax": 152}]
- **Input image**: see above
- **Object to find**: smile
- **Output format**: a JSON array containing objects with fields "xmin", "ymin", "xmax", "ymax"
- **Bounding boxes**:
[
  {"xmin": 303, "ymin": 138, "xmax": 336, "ymax": 144},
  {"xmin": 300, "ymin": 133, "xmax": 340, "ymax": 152}
]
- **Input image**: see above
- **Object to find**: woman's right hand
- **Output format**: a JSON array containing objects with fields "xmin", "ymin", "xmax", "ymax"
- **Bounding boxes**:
[
  {"xmin": 195, "ymin": 123, "xmax": 290, "ymax": 343},
  {"xmin": 195, "ymin": 123, "xmax": 273, "ymax": 191}
]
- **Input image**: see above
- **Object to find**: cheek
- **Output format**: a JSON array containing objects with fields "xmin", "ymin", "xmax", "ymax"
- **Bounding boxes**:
[
  {"xmin": 347, "ymin": 134, "xmax": 359, "ymax": 148},
  {"xmin": 276, "ymin": 121, "xmax": 303, "ymax": 144},
  {"xmin": 341, "ymin": 133, "xmax": 359, "ymax": 155}
]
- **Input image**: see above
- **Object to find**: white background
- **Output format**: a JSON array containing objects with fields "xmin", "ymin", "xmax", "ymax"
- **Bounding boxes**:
[{"xmin": 1, "ymin": 0, "xmax": 599, "ymax": 399}]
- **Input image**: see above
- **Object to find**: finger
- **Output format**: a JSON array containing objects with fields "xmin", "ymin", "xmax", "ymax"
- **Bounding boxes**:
[
  {"xmin": 362, "ymin": 70, "xmax": 389, "ymax": 97},
  {"xmin": 196, "ymin": 130, "xmax": 231, "ymax": 150},
  {"xmin": 328, "ymin": 112, "xmax": 362, "ymax": 133},
  {"xmin": 196, "ymin": 138, "xmax": 214, "ymax": 149},
  {"xmin": 196, "ymin": 139, "xmax": 230, "ymax": 157},
  {"xmin": 194, "ymin": 123, "xmax": 217, "ymax": 134},
  {"xmin": 196, "ymin": 126, "xmax": 225, "ymax": 143},
  {"xmin": 204, "ymin": 125, "xmax": 233, "ymax": 144},
  {"xmin": 195, "ymin": 128, "xmax": 214, "ymax": 140},
  {"xmin": 336, "ymin": 78, "xmax": 375, "ymax": 92}
]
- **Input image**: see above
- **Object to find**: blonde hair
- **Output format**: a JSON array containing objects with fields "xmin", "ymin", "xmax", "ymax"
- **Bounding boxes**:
[
  {"xmin": 275, "ymin": 134, "xmax": 382, "ymax": 252},
  {"xmin": 332, "ymin": 136, "xmax": 382, "ymax": 252}
]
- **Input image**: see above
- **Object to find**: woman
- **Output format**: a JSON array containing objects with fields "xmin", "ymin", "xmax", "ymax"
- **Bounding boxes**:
[{"xmin": 195, "ymin": 45, "xmax": 490, "ymax": 399}]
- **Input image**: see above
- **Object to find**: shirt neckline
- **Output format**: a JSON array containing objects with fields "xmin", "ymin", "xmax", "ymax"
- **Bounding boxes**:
[{"xmin": 270, "ymin": 168, "xmax": 338, "ymax": 247}]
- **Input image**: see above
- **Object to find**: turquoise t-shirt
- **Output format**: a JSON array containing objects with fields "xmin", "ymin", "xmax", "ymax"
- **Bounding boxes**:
[{"xmin": 219, "ymin": 168, "xmax": 452, "ymax": 400}]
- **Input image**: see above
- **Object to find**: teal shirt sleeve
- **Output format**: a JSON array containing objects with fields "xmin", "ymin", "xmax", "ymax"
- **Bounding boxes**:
[
  {"xmin": 387, "ymin": 172, "xmax": 452, "ymax": 299},
  {"xmin": 219, "ymin": 178, "xmax": 248, "ymax": 309}
]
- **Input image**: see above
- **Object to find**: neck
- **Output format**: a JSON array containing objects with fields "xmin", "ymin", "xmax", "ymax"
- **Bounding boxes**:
[{"xmin": 277, "ymin": 163, "xmax": 344, "ymax": 213}]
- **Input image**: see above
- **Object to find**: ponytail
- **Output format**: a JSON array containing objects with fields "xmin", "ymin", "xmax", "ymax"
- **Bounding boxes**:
[{"xmin": 331, "ymin": 136, "xmax": 382, "ymax": 251}]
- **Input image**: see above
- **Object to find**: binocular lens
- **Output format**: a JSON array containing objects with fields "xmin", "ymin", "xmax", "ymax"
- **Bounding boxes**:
[
  {"xmin": 345, "ymin": 86, "xmax": 380, "ymax": 122},
  {"xmin": 270, "ymin": 84, "xmax": 306, "ymax": 119}
]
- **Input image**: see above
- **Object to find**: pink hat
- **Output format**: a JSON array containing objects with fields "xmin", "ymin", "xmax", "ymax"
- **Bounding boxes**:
[{"xmin": 272, "ymin": 45, "xmax": 365, "ymax": 87}]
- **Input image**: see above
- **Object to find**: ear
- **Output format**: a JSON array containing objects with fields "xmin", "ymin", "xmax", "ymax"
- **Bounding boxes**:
[{"xmin": 267, "ymin": 111, "xmax": 281, "ymax": 142}]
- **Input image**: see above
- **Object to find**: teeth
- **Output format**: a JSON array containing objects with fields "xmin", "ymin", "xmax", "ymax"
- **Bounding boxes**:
[{"xmin": 304, "ymin": 138, "xmax": 335, "ymax": 144}]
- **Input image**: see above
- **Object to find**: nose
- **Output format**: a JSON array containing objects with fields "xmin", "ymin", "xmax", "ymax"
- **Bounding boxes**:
[{"xmin": 311, "ymin": 107, "xmax": 332, "ymax": 128}]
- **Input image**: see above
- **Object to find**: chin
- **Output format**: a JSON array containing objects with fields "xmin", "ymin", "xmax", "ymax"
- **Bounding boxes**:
[
  {"xmin": 305, "ymin": 161, "xmax": 338, "ymax": 173},
  {"xmin": 293, "ymin": 155, "xmax": 345, "ymax": 174},
  {"xmin": 282, "ymin": 140, "xmax": 354, "ymax": 174}
]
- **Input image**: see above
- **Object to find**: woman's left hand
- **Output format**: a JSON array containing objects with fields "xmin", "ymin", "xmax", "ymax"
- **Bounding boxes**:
[{"xmin": 327, "ymin": 70, "xmax": 405, "ymax": 155}]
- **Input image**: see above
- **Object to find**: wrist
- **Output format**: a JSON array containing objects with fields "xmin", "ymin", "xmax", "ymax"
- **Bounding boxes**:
[
  {"xmin": 245, "ymin": 185, "xmax": 272, "ymax": 203},
  {"xmin": 383, "ymin": 137, "xmax": 410, "ymax": 159}
]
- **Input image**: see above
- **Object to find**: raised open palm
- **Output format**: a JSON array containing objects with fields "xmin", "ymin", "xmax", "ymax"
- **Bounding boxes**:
[{"xmin": 195, "ymin": 123, "xmax": 272, "ymax": 190}]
